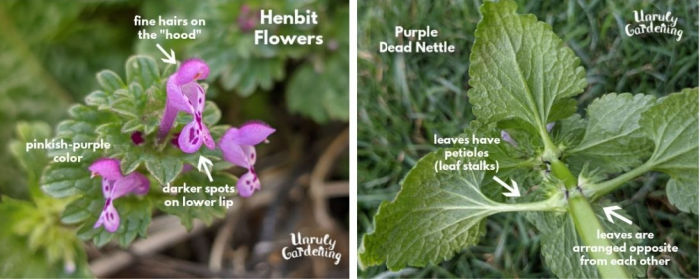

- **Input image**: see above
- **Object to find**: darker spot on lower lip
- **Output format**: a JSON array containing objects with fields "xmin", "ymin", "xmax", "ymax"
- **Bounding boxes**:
[
  {"xmin": 171, "ymin": 132, "xmax": 180, "ymax": 147},
  {"xmin": 131, "ymin": 131, "xmax": 145, "ymax": 145}
]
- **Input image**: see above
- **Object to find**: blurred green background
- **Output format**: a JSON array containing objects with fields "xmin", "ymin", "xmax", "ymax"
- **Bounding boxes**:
[
  {"xmin": 358, "ymin": 0, "xmax": 698, "ymax": 278},
  {"xmin": 0, "ymin": 0, "xmax": 348, "ymax": 198}
]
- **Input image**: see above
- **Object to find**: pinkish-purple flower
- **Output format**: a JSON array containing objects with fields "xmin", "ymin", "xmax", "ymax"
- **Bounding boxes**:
[
  {"xmin": 219, "ymin": 122, "xmax": 275, "ymax": 197},
  {"xmin": 89, "ymin": 158, "xmax": 149, "ymax": 232},
  {"xmin": 158, "ymin": 59, "xmax": 215, "ymax": 153}
]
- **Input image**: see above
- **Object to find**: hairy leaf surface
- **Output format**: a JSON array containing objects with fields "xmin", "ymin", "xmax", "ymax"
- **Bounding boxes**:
[
  {"xmin": 640, "ymin": 88, "xmax": 698, "ymax": 214},
  {"xmin": 467, "ymin": 0, "xmax": 586, "ymax": 132},
  {"xmin": 360, "ymin": 149, "xmax": 525, "ymax": 270},
  {"xmin": 568, "ymin": 93, "xmax": 655, "ymax": 173}
]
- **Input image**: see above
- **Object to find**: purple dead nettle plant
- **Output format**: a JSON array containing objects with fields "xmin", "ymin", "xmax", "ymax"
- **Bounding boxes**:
[
  {"xmin": 158, "ymin": 58, "xmax": 215, "ymax": 153},
  {"xmin": 220, "ymin": 122, "xmax": 276, "ymax": 197},
  {"xmin": 89, "ymin": 158, "xmax": 150, "ymax": 232}
]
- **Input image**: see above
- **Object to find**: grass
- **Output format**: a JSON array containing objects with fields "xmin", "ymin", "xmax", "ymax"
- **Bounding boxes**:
[{"xmin": 358, "ymin": 0, "xmax": 698, "ymax": 277}]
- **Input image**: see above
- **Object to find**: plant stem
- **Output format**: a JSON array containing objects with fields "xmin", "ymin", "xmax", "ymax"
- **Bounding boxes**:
[
  {"xmin": 584, "ymin": 162, "xmax": 654, "ymax": 200},
  {"xmin": 568, "ymin": 196, "xmax": 630, "ymax": 279},
  {"xmin": 550, "ymin": 159, "xmax": 629, "ymax": 278},
  {"xmin": 550, "ymin": 159, "xmax": 577, "ymax": 189},
  {"xmin": 538, "ymin": 124, "xmax": 560, "ymax": 161}
]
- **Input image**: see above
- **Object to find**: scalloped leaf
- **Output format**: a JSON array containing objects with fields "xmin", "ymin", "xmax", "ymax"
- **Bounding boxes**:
[
  {"xmin": 568, "ymin": 93, "xmax": 655, "ymax": 173},
  {"xmin": 467, "ymin": 0, "xmax": 586, "ymax": 132},
  {"xmin": 640, "ymin": 88, "xmax": 699, "ymax": 214},
  {"xmin": 359, "ymin": 149, "xmax": 539, "ymax": 270}
]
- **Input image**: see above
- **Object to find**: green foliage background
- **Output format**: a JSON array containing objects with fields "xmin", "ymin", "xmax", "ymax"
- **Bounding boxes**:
[
  {"xmin": 0, "ymin": 0, "xmax": 348, "ymax": 198},
  {"xmin": 358, "ymin": 0, "xmax": 698, "ymax": 277},
  {"xmin": 0, "ymin": 0, "xmax": 348, "ymax": 276}
]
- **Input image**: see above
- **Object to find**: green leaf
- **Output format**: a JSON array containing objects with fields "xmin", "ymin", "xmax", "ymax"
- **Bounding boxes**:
[
  {"xmin": 8, "ymin": 121, "xmax": 52, "ymax": 198},
  {"xmin": 96, "ymin": 70, "xmax": 125, "ymax": 92},
  {"xmin": 640, "ymin": 88, "xmax": 698, "ymax": 214},
  {"xmin": 84, "ymin": 90, "xmax": 109, "ymax": 108},
  {"xmin": 0, "ymin": 196, "xmax": 91, "ymax": 278},
  {"xmin": 552, "ymin": 114, "xmax": 587, "ymax": 150},
  {"xmin": 121, "ymin": 119, "xmax": 142, "ymax": 133},
  {"xmin": 156, "ymin": 172, "xmax": 236, "ymax": 230},
  {"xmin": 286, "ymin": 56, "xmax": 349, "ymax": 123},
  {"xmin": 61, "ymin": 196, "xmax": 101, "ymax": 224},
  {"xmin": 41, "ymin": 163, "xmax": 97, "ymax": 198},
  {"xmin": 113, "ymin": 197, "xmax": 152, "ymax": 247},
  {"xmin": 467, "ymin": 0, "xmax": 586, "ymax": 131},
  {"xmin": 540, "ymin": 211, "xmax": 598, "ymax": 278},
  {"xmin": 145, "ymin": 153, "xmax": 184, "ymax": 185},
  {"xmin": 359, "ymin": 149, "xmax": 556, "ymax": 270},
  {"xmin": 568, "ymin": 93, "xmax": 655, "ymax": 173},
  {"xmin": 125, "ymin": 55, "xmax": 160, "ymax": 89},
  {"xmin": 119, "ymin": 151, "xmax": 144, "ymax": 175}
]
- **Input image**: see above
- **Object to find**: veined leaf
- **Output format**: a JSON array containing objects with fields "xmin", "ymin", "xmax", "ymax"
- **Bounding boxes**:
[
  {"xmin": 553, "ymin": 114, "xmax": 587, "ymax": 148},
  {"xmin": 359, "ymin": 149, "xmax": 559, "ymax": 270},
  {"xmin": 640, "ymin": 88, "xmax": 698, "ymax": 214},
  {"xmin": 568, "ymin": 93, "xmax": 655, "ymax": 173},
  {"xmin": 467, "ymin": 0, "xmax": 586, "ymax": 132}
]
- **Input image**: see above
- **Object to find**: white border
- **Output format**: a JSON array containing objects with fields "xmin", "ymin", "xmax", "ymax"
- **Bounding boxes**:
[{"xmin": 349, "ymin": 0, "xmax": 358, "ymax": 277}]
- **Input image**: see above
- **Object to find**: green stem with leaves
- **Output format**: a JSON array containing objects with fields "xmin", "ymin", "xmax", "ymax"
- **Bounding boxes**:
[
  {"xmin": 550, "ymin": 159, "xmax": 630, "ymax": 279},
  {"xmin": 539, "ymin": 119, "xmax": 629, "ymax": 278}
]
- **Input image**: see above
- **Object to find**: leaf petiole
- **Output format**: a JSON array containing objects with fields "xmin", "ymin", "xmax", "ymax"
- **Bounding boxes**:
[
  {"xmin": 539, "ymin": 124, "xmax": 561, "ymax": 162},
  {"xmin": 498, "ymin": 192, "xmax": 567, "ymax": 213},
  {"xmin": 583, "ymin": 161, "xmax": 654, "ymax": 200}
]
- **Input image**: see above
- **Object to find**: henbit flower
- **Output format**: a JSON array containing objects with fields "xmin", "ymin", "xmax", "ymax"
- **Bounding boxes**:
[
  {"xmin": 219, "ymin": 122, "xmax": 275, "ymax": 197},
  {"xmin": 89, "ymin": 158, "xmax": 149, "ymax": 232},
  {"xmin": 158, "ymin": 59, "xmax": 215, "ymax": 153}
]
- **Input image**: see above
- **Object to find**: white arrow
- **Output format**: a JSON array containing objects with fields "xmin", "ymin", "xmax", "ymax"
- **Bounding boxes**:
[
  {"xmin": 156, "ymin": 43, "xmax": 177, "ymax": 64},
  {"xmin": 603, "ymin": 205, "xmax": 633, "ymax": 225},
  {"xmin": 197, "ymin": 155, "xmax": 213, "ymax": 182},
  {"xmin": 492, "ymin": 176, "xmax": 520, "ymax": 197}
]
